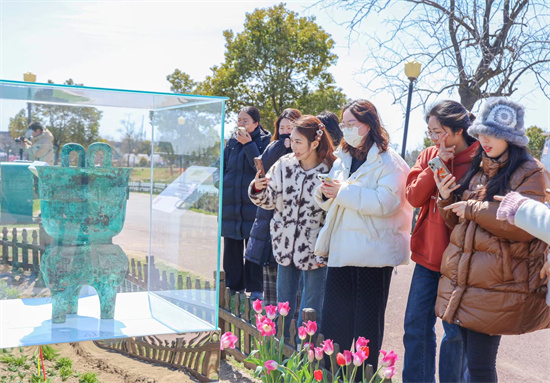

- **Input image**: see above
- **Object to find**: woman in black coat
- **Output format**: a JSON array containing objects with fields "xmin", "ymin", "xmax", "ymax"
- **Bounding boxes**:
[
  {"xmin": 222, "ymin": 106, "xmax": 271, "ymax": 296},
  {"xmin": 245, "ymin": 108, "xmax": 302, "ymax": 303}
]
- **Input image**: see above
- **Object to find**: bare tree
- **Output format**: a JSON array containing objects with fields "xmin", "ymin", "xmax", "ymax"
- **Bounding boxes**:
[
  {"xmin": 319, "ymin": 0, "xmax": 550, "ymax": 110},
  {"xmin": 118, "ymin": 116, "xmax": 142, "ymax": 167}
]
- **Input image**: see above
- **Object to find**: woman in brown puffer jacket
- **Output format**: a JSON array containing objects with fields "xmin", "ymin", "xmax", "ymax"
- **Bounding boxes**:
[{"xmin": 434, "ymin": 98, "xmax": 550, "ymax": 383}]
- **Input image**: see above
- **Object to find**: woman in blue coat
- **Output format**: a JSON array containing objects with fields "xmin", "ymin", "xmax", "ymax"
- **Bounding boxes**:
[
  {"xmin": 245, "ymin": 108, "xmax": 302, "ymax": 302},
  {"xmin": 222, "ymin": 106, "xmax": 271, "ymax": 296}
]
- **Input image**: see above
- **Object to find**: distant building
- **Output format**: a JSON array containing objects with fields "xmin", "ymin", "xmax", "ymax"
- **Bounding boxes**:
[{"xmin": 0, "ymin": 132, "xmax": 21, "ymax": 162}]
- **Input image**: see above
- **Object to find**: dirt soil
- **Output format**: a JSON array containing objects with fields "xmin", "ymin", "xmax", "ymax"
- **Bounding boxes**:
[{"xmin": 49, "ymin": 341, "xmax": 259, "ymax": 383}]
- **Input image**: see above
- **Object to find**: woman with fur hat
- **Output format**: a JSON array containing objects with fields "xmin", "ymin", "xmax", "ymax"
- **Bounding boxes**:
[{"xmin": 434, "ymin": 98, "xmax": 550, "ymax": 382}]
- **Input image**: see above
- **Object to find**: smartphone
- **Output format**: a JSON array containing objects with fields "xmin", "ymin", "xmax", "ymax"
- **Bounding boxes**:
[
  {"xmin": 254, "ymin": 157, "xmax": 265, "ymax": 178},
  {"xmin": 317, "ymin": 173, "xmax": 332, "ymax": 182},
  {"xmin": 237, "ymin": 127, "xmax": 247, "ymax": 135},
  {"xmin": 428, "ymin": 156, "xmax": 456, "ymax": 188}
]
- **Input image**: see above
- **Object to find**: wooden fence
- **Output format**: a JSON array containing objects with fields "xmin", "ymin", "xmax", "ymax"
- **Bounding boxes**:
[
  {"xmin": 95, "ymin": 332, "xmax": 220, "ymax": 382},
  {"xmin": 0, "ymin": 227, "xmax": 42, "ymax": 272},
  {"xmin": 216, "ymin": 271, "xmax": 383, "ymax": 382}
]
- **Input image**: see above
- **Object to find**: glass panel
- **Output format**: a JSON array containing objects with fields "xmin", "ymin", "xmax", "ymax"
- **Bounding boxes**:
[{"xmin": 0, "ymin": 80, "xmax": 225, "ymax": 347}]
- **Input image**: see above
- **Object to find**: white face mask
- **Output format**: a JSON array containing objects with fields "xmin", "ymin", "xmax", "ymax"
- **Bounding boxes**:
[
  {"xmin": 26, "ymin": 129, "xmax": 33, "ymax": 139},
  {"xmin": 343, "ymin": 126, "xmax": 366, "ymax": 148}
]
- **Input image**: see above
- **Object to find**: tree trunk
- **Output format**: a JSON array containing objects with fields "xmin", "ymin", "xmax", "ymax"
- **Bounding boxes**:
[{"xmin": 458, "ymin": 84, "xmax": 480, "ymax": 111}]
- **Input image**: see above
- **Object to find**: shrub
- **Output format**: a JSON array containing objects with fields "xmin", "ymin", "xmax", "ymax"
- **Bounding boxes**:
[{"xmin": 79, "ymin": 372, "xmax": 101, "ymax": 383}]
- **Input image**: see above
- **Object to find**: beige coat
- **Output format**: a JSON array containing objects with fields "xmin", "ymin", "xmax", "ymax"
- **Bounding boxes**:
[{"xmin": 24, "ymin": 129, "xmax": 54, "ymax": 164}]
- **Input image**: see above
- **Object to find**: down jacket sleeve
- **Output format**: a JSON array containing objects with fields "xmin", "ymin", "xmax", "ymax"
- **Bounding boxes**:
[
  {"xmin": 406, "ymin": 148, "xmax": 438, "ymax": 208},
  {"xmin": 514, "ymin": 199, "xmax": 550, "ymax": 245},
  {"xmin": 248, "ymin": 159, "xmax": 282, "ymax": 211},
  {"xmin": 436, "ymin": 193, "xmax": 459, "ymax": 230},
  {"xmin": 314, "ymin": 185, "xmax": 334, "ymax": 211},
  {"xmin": 465, "ymin": 167, "xmax": 549, "ymax": 242},
  {"xmin": 334, "ymin": 159, "xmax": 406, "ymax": 217},
  {"xmin": 242, "ymin": 128, "xmax": 271, "ymax": 169}
]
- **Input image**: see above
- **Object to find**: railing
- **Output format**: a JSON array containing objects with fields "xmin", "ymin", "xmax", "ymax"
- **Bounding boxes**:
[
  {"xmin": 128, "ymin": 181, "xmax": 168, "ymax": 194},
  {"xmin": 0, "ymin": 227, "xmax": 42, "ymax": 272},
  {"xmin": 216, "ymin": 271, "xmax": 383, "ymax": 382}
]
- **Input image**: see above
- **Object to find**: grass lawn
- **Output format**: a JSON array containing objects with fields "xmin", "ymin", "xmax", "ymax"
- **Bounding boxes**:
[{"xmin": 130, "ymin": 167, "xmax": 181, "ymax": 183}]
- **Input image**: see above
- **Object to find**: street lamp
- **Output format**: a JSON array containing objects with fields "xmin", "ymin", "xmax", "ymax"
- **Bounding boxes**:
[
  {"xmin": 22, "ymin": 72, "xmax": 37, "ymax": 159},
  {"xmin": 401, "ymin": 60, "xmax": 421, "ymax": 158}
]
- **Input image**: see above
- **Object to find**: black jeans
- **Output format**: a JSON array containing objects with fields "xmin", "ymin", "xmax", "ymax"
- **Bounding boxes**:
[
  {"xmin": 459, "ymin": 327, "xmax": 502, "ymax": 383},
  {"xmin": 223, "ymin": 237, "xmax": 263, "ymax": 292}
]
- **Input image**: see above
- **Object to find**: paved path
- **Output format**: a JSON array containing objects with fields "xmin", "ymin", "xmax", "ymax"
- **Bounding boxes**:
[
  {"xmin": 114, "ymin": 192, "xmax": 219, "ymax": 281},
  {"xmin": 115, "ymin": 192, "xmax": 550, "ymax": 382},
  {"xmin": 384, "ymin": 261, "xmax": 550, "ymax": 382}
]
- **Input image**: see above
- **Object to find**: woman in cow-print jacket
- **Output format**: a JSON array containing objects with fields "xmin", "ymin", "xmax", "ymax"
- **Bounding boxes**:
[{"xmin": 249, "ymin": 115, "xmax": 336, "ymax": 336}]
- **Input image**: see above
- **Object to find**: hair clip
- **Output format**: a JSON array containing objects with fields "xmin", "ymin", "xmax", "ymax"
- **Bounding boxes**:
[{"xmin": 316, "ymin": 129, "xmax": 324, "ymax": 141}]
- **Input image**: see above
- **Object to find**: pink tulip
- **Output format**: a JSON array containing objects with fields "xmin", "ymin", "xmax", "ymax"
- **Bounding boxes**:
[
  {"xmin": 353, "ymin": 350, "xmax": 367, "ymax": 366},
  {"xmin": 314, "ymin": 347, "xmax": 324, "ymax": 361},
  {"xmin": 264, "ymin": 360, "xmax": 278, "ymax": 375},
  {"xmin": 382, "ymin": 366, "xmax": 396, "ymax": 379},
  {"xmin": 322, "ymin": 339, "xmax": 334, "ymax": 355},
  {"xmin": 356, "ymin": 336, "xmax": 369, "ymax": 349},
  {"xmin": 303, "ymin": 342, "xmax": 313, "ymax": 350},
  {"xmin": 298, "ymin": 326, "xmax": 308, "ymax": 340},
  {"xmin": 255, "ymin": 314, "xmax": 266, "ymax": 329},
  {"xmin": 304, "ymin": 320, "xmax": 317, "ymax": 336},
  {"xmin": 343, "ymin": 350, "xmax": 352, "ymax": 366},
  {"xmin": 220, "ymin": 331, "xmax": 238, "ymax": 350},
  {"xmin": 308, "ymin": 349, "xmax": 315, "ymax": 363},
  {"xmin": 278, "ymin": 301, "xmax": 290, "ymax": 317},
  {"xmin": 264, "ymin": 305, "xmax": 277, "ymax": 320},
  {"xmin": 260, "ymin": 318, "xmax": 277, "ymax": 337},
  {"xmin": 252, "ymin": 299, "xmax": 263, "ymax": 314},
  {"xmin": 380, "ymin": 350, "xmax": 399, "ymax": 368}
]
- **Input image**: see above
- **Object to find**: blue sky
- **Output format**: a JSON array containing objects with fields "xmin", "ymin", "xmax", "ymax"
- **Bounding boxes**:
[{"xmin": 1, "ymin": 0, "xmax": 548, "ymax": 150}]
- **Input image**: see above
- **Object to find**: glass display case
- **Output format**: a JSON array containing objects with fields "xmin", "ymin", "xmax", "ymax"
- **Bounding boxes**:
[{"xmin": 0, "ymin": 80, "xmax": 226, "ymax": 348}]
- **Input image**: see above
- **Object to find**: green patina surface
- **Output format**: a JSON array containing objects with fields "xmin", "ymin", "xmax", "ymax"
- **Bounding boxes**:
[
  {"xmin": 0, "ymin": 162, "xmax": 35, "ymax": 224},
  {"xmin": 36, "ymin": 143, "xmax": 132, "ymax": 323}
]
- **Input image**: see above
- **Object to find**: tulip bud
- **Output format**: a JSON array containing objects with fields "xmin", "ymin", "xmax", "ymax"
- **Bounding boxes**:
[{"xmin": 336, "ymin": 353, "xmax": 346, "ymax": 366}]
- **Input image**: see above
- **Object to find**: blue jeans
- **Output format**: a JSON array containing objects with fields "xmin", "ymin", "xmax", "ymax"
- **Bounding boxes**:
[
  {"xmin": 403, "ymin": 263, "xmax": 468, "ymax": 383},
  {"xmin": 277, "ymin": 264, "xmax": 327, "ymax": 339}
]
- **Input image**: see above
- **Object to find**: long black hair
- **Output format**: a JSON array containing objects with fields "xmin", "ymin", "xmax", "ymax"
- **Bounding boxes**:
[
  {"xmin": 425, "ymin": 100, "xmax": 476, "ymax": 146},
  {"xmin": 455, "ymin": 144, "xmax": 531, "ymax": 201}
]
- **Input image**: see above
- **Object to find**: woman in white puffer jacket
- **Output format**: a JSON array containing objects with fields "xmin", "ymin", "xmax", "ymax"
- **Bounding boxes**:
[{"xmin": 314, "ymin": 99, "xmax": 412, "ymax": 374}]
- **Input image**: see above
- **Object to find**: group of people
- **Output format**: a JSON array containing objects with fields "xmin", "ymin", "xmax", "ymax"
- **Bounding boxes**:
[{"xmin": 221, "ymin": 98, "xmax": 550, "ymax": 382}]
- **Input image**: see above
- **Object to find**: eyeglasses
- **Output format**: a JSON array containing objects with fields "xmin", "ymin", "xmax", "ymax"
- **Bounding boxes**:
[
  {"xmin": 425, "ymin": 130, "xmax": 441, "ymax": 140},
  {"xmin": 339, "ymin": 122, "xmax": 359, "ymax": 131}
]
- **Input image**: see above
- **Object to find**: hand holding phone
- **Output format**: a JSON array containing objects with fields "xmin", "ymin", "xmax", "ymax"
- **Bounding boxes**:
[
  {"xmin": 428, "ymin": 157, "xmax": 456, "ymax": 188},
  {"xmin": 254, "ymin": 157, "xmax": 265, "ymax": 178},
  {"xmin": 317, "ymin": 173, "xmax": 332, "ymax": 183},
  {"xmin": 236, "ymin": 127, "xmax": 252, "ymax": 145},
  {"xmin": 430, "ymin": 156, "xmax": 460, "ymax": 200}
]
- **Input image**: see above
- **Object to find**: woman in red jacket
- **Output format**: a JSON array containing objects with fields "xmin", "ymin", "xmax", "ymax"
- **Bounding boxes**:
[{"xmin": 402, "ymin": 100, "xmax": 479, "ymax": 383}]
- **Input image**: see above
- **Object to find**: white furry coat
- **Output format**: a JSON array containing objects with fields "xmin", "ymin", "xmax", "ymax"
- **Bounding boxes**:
[{"xmin": 249, "ymin": 153, "xmax": 329, "ymax": 270}]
